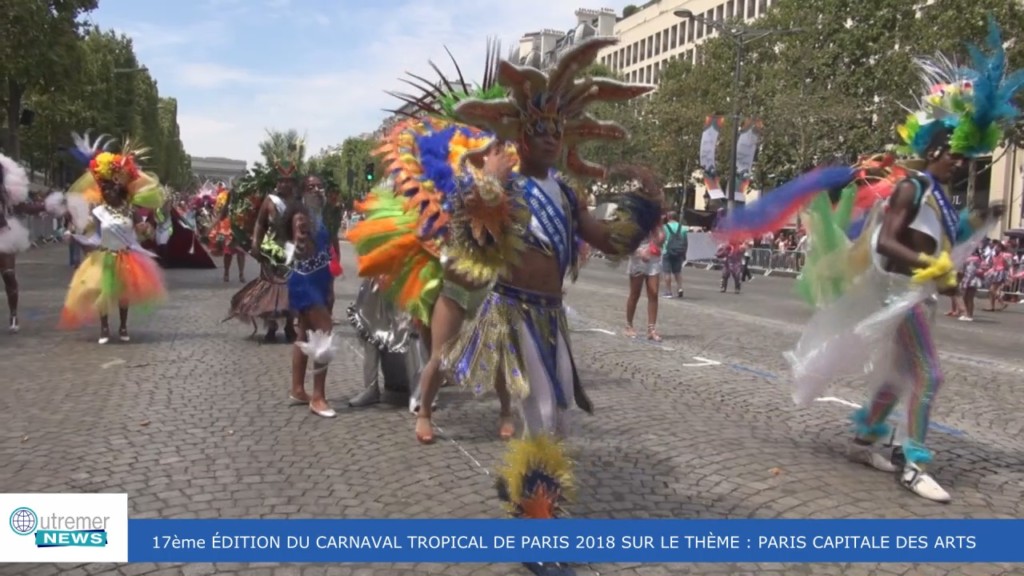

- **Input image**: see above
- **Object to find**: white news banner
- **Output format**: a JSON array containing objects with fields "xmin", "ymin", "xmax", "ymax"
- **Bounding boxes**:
[{"xmin": 1, "ymin": 493, "xmax": 128, "ymax": 563}]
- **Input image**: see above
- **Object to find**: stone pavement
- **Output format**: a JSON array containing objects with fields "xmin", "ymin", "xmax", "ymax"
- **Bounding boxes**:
[{"xmin": 1, "ymin": 245, "xmax": 1022, "ymax": 576}]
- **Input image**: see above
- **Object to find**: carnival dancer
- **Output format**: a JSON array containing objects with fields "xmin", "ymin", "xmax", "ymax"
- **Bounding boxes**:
[
  {"xmin": 718, "ymin": 16, "xmax": 1017, "ymax": 503},
  {"xmin": 209, "ymin": 183, "xmax": 246, "ymax": 282},
  {"xmin": 717, "ymin": 239, "xmax": 744, "ymax": 293},
  {"xmin": 225, "ymin": 158, "xmax": 300, "ymax": 342},
  {"xmin": 346, "ymin": 276, "xmax": 428, "ymax": 411},
  {"xmin": 439, "ymin": 40, "xmax": 659, "ymax": 576},
  {"xmin": 0, "ymin": 154, "xmax": 34, "ymax": 332},
  {"xmin": 281, "ymin": 181, "xmax": 342, "ymax": 417},
  {"xmin": 56, "ymin": 134, "xmax": 167, "ymax": 343},
  {"xmin": 347, "ymin": 41, "xmax": 515, "ymax": 445}
]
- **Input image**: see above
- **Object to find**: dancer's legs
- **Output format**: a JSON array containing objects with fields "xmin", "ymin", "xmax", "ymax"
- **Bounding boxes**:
[{"xmin": 1, "ymin": 253, "xmax": 18, "ymax": 331}]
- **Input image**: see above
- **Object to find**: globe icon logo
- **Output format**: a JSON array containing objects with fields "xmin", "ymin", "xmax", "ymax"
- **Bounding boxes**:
[{"xmin": 9, "ymin": 507, "xmax": 37, "ymax": 536}]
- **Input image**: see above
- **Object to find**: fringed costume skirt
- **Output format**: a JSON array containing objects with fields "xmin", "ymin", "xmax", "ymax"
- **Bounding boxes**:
[
  {"xmin": 59, "ymin": 249, "xmax": 167, "ymax": 328},
  {"xmin": 225, "ymin": 261, "xmax": 290, "ymax": 323},
  {"xmin": 442, "ymin": 282, "xmax": 591, "ymax": 437}
]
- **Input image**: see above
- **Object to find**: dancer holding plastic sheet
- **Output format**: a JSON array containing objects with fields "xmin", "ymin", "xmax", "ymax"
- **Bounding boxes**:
[{"xmin": 717, "ymin": 17, "xmax": 1017, "ymax": 503}]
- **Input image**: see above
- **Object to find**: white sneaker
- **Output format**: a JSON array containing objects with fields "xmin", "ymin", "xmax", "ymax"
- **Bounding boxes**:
[
  {"xmin": 899, "ymin": 462, "xmax": 951, "ymax": 502},
  {"xmin": 958, "ymin": 316, "xmax": 973, "ymax": 322},
  {"xmin": 8, "ymin": 317, "xmax": 18, "ymax": 333},
  {"xmin": 848, "ymin": 441, "xmax": 897, "ymax": 472}
]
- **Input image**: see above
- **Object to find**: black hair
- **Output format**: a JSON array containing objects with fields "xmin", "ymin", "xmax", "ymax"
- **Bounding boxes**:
[{"xmin": 924, "ymin": 125, "xmax": 953, "ymax": 161}]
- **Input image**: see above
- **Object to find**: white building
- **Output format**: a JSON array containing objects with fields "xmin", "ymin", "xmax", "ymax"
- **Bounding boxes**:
[
  {"xmin": 514, "ymin": 8, "xmax": 617, "ymax": 68},
  {"xmin": 190, "ymin": 156, "xmax": 247, "ymax": 183}
]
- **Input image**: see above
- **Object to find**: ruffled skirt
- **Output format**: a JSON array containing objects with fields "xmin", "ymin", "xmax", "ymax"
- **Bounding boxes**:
[
  {"xmin": 59, "ymin": 249, "xmax": 167, "ymax": 328},
  {"xmin": 225, "ymin": 261, "xmax": 290, "ymax": 323},
  {"xmin": 0, "ymin": 219, "xmax": 31, "ymax": 255}
]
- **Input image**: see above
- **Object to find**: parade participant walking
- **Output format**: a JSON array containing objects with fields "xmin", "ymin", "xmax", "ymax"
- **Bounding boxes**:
[
  {"xmin": 57, "ymin": 135, "xmax": 168, "ymax": 343},
  {"xmin": 226, "ymin": 155, "xmax": 300, "ymax": 343},
  {"xmin": 440, "ymin": 37, "xmax": 660, "ymax": 558},
  {"xmin": 347, "ymin": 41, "xmax": 513, "ymax": 445},
  {"xmin": 720, "ymin": 18, "xmax": 1018, "ymax": 503},
  {"xmin": 717, "ymin": 239, "xmax": 744, "ymax": 294},
  {"xmin": 281, "ymin": 182, "xmax": 341, "ymax": 418},
  {"xmin": 0, "ymin": 154, "xmax": 33, "ymax": 333},
  {"xmin": 625, "ymin": 224, "xmax": 665, "ymax": 340},
  {"xmin": 209, "ymin": 183, "xmax": 246, "ymax": 282}
]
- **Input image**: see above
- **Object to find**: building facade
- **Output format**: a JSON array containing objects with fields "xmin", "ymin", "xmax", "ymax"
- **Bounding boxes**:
[
  {"xmin": 514, "ymin": 8, "xmax": 617, "ymax": 68},
  {"xmin": 190, "ymin": 156, "xmax": 247, "ymax": 184},
  {"xmin": 597, "ymin": 0, "xmax": 777, "ymax": 84}
]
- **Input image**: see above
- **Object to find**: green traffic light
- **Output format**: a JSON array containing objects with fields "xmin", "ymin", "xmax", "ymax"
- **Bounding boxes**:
[{"xmin": 366, "ymin": 174, "xmax": 373, "ymax": 181}]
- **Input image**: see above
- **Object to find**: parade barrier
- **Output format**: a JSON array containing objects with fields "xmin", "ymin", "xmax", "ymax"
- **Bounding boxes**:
[{"xmin": 24, "ymin": 213, "xmax": 61, "ymax": 247}]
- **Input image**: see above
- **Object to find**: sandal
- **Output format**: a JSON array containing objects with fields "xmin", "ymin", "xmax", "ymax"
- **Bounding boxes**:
[
  {"xmin": 647, "ymin": 325, "xmax": 662, "ymax": 342},
  {"xmin": 624, "ymin": 325, "xmax": 637, "ymax": 338},
  {"xmin": 415, "ymin": 416, "xmax": 435, "ymax": 444}
]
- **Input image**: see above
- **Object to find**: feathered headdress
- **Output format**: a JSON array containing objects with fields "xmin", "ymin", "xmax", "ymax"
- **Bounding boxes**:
[
  {"xmin": 65, "ymin": 131, "xmax": 163, "ymax": 210},
  {"xmin": 897, "ymin": 15, "xmax": 1024, "ymax": 158},
  {"xmin": 0, "ymin": 153, "xmax": 30, "ymax": 206},
  {"xmin": 268, "ymin": 133, "xmax": 306, "ymax": 180},
  {"xmin": 385, "ymin": 38, "xmax": 508, "ymax": 121},
  {"xmin": 453, "ymin": 37, "xmax": 653, "ymax": 179}
]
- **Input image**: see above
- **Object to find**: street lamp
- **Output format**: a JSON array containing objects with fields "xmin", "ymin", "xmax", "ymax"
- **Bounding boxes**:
[{"xmin": 674, "ymin": 10, "xmax": 801, "ymax": 213}]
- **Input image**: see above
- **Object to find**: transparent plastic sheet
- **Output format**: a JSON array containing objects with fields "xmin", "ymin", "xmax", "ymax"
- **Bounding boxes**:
[{"xmin": 786, "ymin": 223, "xmax": 995, "ymax": 407}]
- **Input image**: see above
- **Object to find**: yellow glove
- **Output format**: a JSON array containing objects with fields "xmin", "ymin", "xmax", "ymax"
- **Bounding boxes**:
[{"xmin": 911, "ymin": 251, "xmax": 954, "ymax": 285}]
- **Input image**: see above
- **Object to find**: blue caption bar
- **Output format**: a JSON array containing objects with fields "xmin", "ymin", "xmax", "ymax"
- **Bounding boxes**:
[{"xmin": 129, "ymin": 519, "xmax": 1019, "ymax": 563}]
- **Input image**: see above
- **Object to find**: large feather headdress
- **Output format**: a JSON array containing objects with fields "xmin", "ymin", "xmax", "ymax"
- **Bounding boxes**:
[
  {"xmin": 65, "ymin": 131, "xmax": 163, "ymax": 209},
  {"xmin": 385, "ymin": 38, "xmax": 508, "ymax": 121},
  {"xmin": 453, "ymin": 37, "xmax": 653, "ymax": 179},
  {"xmin": 897, "ymin": 15, "xmax": 1024, "ymax": 158}
]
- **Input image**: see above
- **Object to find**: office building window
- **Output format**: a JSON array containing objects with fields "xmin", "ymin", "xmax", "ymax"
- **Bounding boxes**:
[
  {"xmin": 758, "ymin": 0, "xmax": 767, "ymax": 14},
  {"xmin": 646, "ymin": 36, "xmax": 653, "ymax": 59},
  {"xmin": 687, "ymin": 20, "xmax": 693, "ymax": 42},
  {"xmin": 716, "ymin": 5, "xmax": 724, "ymax": 21},
  {"xmin": 747, "ymin": 0, "xmax": 756, "ymax": 18},
  {"xmin": 670, "ymin": 24, "xmax": 678, "ymax": 48},
  {"xmin": 727, "ymin": 0, "xmax": 735, "ymax": 18},
  {"xmin": 663, "ymin": 29, "xmax": 669, "ymax": 52},
  {"xmin": 655, "ymin": 32, "xmax": 661, "ymax": 55}
]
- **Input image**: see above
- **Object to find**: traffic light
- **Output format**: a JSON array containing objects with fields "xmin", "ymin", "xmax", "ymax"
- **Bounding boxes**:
[{"xmin": 364, "ymin": 162, "xmax": 374, "ymax": 182}]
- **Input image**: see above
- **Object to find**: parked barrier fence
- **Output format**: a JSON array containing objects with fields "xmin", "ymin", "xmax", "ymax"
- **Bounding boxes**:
[{"xmin": 25, "ymin": 214, "xmax": 62, "ymax": 247}]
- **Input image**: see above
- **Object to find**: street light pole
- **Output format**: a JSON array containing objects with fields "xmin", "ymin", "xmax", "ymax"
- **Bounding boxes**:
[{"xmin": 674, "ymin": 10, "xmax": 801, "ymax": 214}]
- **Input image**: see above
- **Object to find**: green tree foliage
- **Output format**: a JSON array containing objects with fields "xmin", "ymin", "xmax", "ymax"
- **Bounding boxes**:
[
  {"xmin": 1, "ymin": 14, "xmax": 192, "ymax": 190},
  {"xmin": 259, "ymin": 129, "xmax": 306, "ymax": 171},
  {"xmin": 645, "ymin": 0, "xmax": 1024, "ymax": 192}
]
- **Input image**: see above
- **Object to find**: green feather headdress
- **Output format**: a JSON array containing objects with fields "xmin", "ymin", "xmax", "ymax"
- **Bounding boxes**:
[
  {"xmin": 383, "ymin": 39, "xmax": 508, "ymax": 121},
  {"xmin": 896, "ymin": 15, "xmax": 1024, "ymax": 158}
]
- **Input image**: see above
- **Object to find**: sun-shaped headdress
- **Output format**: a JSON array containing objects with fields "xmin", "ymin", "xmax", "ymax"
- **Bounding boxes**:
[
  {"xmin": 897, "ymin": 15, "xmax": 1024, "ymax": 158},
  {"xmin": 452, "ymin": 37, "xmax": 653, "ymax": 179}
]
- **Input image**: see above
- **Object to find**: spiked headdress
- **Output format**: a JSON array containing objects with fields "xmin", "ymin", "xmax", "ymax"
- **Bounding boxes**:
[
  {"xmin": 897, "ymin": 15, "xmax": 1024, "ymax": 158},
  {"xmin": 453, "ymin": 37, "xmax": 653, "ymax": 179},
  {"xmin": 385, "ymin": 38, "xmax": 508, "ymax": 121},
  {"xmin": 67, "ymin": 131, "xmax": 162, "ymax": 207},
  {"xmin": 267, "ymin": 133, "xmax": 306, "ymax": 180}
]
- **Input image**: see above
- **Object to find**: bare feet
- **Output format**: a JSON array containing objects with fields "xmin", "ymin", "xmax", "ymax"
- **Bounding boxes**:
[
  {"xmin": 499, "ymin": 414, "xmax": 515, "ymax": 441},
  {"xmin": 415, "ymin": 416, "xmax": 435, "ymax": 444},
  {"xmin": 624, "ymin": 325, "xmax": 637, "ymax": 338}
]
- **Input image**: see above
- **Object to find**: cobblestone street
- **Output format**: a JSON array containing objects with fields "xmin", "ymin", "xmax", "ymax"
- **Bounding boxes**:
[{"xmin": 2, "ymin": 245, "xmax": 1023, "ymax": 576}]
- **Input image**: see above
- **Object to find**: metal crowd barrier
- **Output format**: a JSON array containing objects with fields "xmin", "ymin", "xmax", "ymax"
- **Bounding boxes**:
[
  {"xmin": 686, "ymin": 247, "xmax": 806, "ymax": 276},
  {"xmin": 25, "ymin": 214, "xmax": 62, "ymax": 247}
]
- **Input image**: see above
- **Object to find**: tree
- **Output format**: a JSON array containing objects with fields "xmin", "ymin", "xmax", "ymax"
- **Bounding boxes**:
[
  {"xmin": 0, "ymin": 0, "xmax": 98, "ymax": 160},
  {"xmin": 623, "ymin": 5, "xmax": 639, "ymax": 18}
]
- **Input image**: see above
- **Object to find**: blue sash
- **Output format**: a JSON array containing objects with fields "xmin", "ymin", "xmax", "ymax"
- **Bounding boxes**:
[
  {"xmin": 523, "ymin": 177, "xmax": 572, "ymax": 276},
  {"xmin": 924, "ymin": 173, "xmax": 959, "ymax": 245}
]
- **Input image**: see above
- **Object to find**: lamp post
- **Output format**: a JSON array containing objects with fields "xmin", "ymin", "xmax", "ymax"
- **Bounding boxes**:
[{"xmin": 674, "ymin": 10, "xmax": 801, "ymax": 213}]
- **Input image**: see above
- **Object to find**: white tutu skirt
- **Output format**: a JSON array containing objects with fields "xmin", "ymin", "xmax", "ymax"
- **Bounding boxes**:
[{"xmin": 0, "ymin": 218, "xmax": 30, "ymax": 255}]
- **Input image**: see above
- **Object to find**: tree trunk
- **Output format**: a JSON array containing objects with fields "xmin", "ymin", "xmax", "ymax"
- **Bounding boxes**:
[{"xmin": 5, "ymin": 79, "xmax": 24, "ymax": 161}]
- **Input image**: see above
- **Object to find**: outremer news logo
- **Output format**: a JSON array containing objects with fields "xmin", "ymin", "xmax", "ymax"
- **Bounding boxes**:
[
  {"xmin": 9, "ymin": 505, "xmax": 109, "ymax": 547},
  {"xmin": 0, "ymin": 494, "xmax": 127, "ymax": 563}
]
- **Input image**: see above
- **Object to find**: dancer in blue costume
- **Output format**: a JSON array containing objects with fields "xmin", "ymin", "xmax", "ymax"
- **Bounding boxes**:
[{"xmin": 281, "ymin": 183, "xmax": 341, "ymax": 419}]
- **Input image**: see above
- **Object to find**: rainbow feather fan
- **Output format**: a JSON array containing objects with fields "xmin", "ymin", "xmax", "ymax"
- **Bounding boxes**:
[{"xmin": 715, "ymin": 167, "xmax": 856, "ymax": 242}]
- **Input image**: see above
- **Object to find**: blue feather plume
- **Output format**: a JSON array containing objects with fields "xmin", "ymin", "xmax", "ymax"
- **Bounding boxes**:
[
  {"xmin": 716, "ymin": 166, "xmax": 856, "ymax": 240},
  {"xmin": 69, "ymin": 131, "xmax": 114, "ymax": 167}
]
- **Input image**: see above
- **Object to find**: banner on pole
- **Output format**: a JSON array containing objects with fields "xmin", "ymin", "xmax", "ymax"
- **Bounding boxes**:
[
  {"xmin": 735, "ymin": 118, "xmax": 762, "ymax": 200},
  {"xmin": 699, "ymin": 116, "xmax": 725, "ymax": 202}
]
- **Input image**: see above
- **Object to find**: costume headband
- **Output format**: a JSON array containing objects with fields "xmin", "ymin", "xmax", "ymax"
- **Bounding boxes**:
[
  {"xmin": 66, "ymin": 131, "xmax": 162, "ymax": 208},
  {"xmin": 453, "ymin": 37, "xmax": 653, "ymax": 179},
  {"xmin": 897, "ymin": 15, "xmax": 1024, "ymax": 158}
]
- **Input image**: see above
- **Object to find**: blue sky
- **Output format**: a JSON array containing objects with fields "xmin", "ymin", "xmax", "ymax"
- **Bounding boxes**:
[{"xmin": 88, "ymin": 0, "xmax": 632, "ymax": 165}]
